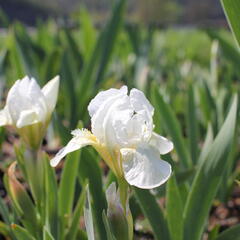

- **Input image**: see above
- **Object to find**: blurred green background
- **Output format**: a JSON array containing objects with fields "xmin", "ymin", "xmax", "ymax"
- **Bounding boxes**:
[{"xmin": 0, "ymin": 0, "xmax": 239, "ymax": 239}]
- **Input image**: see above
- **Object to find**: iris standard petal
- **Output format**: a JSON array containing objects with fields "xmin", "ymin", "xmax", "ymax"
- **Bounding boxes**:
[
  {"xmin": 88, "ymin": 86, "xmax": 127, "ymax": 118},
  {"xmin": 121, "ymin": 144, "xmax": 171, "ymax": 189},
  {"xmin": 91, "ymin": 86, "xmax": 128, "ymax": 143},
  {"xmin": 111, "ymin": 101, "xmax": 153, "ymax": 147},
  {"xmin": 149, "ymin": 132, "xmax": 174, "ymax": 155},
  {"xmin": 50, "ymin": 129, "xmax": 97, "ymax": 167},
  {"xmin": 129, "ymin": 88, "xmax": 154, "ymax": 116},
  {"xmin": 41, "ymin": 76, "xmax": 60, "ymax": 113}
]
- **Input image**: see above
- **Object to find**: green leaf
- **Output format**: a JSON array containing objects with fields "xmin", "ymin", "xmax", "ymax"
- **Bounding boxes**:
[
  {"xmin": 13, "ymin": 23, "xmax": 39, "ymax": 79},
  {"xmin": 187, "ymin": 84, "xmax": 199, "ymax": 163},
  {"xmin": 102, "ymin": 211, "xmax": 117, "ymax": 240},
  {"xmin": 218, "ymin": 130, "xmax": 238, "ymax": 201},
  {"xmin": 78, "ymin": 0, "xmax": 126, "ymax": 116},
  {"xmin": 198, "ymin": 124, "xmax": 214, "ymax": 165},
  {"xmin": 6, "ymin": 162, "xmax": 39, "ymax": 238},
  {"xmin": 208, "ymin": 225, "xmax": 220, "ymax": 240},
  {"xmin": 53, "ymin": 113, "xmax": 70, "ymax": 145},
  {"xmin": 60, "ymin": 29, "xmax": 83, "ymax": 71},
  {"xmin": 216, "ymin": 224, "xmax": 240, "ymax": 240},
  {"xmin": 199, "ymin": 81, "xmax": 217, "ymax": 130},
  {"xmin": 0, "ymin": 221, "xmax": 11, "ymax": 236},
  {"xmin": 79, "ymin": 149, "xmax": 107, "ymax": 240},
  {"xmin": 134, "ymin": 188, "xmax": 170, "ymax": 240},
  {"xmin": 58, "ymin": 150, "xmax": 81, "ymax": 229},
  {"xmin": 43, "ymin": 227, "xmax": 54, "ymax": 240},
  {"xmin": 183, "ymin": 95, "xmax": 238, "ymax": 240},
  {"xmin": 0, "ymin": 196, "xmax": 11, "ymax": 224},
  {"xmin": 76, "ymin": 230, "xmax": 88, "ymax": 240},
  {"xmin": 79, "ymin": 7, "xmax": 96, "ymax": 59},
  {"xmin": 84, "ymin": 186, "xmax": 95, "ymax": 240},
  {"xmin": 11, "ymin": 224, "xmax": 36, "ymax": 240},
  {"xmin": 41, "ymin": 48, "xmax": 61, "ymax": 83},
  {"xmin": 206, "ymin": 30, "xmax": 240, "ymax": 75},
  {"xmin": 93, "ymin": 0, "xmax": 126, "ymax": 86},
  {"xmin": 7, "ymin": 32, "xmax": 25, "ymax": 78},
  {"xmin": 44, "ymin": 155, "xmax": 59, "ymax": 239},
  {"xmin": 151, "ymin": 84, "xmax": 192, "ymax": 168},
  {"xmin": 66, "ymin": 183, "xmax": 87, "ymax": 240},
  {"xmin": 221, "ymin": 0, "xmax": 240, "ymax": 48},
  {"xmin": 60, "ymin": 50, "xmax": 78, "ymax": 128},
  {"xmin": 166, "ymin": 174, "xmax": 183, "ymax": 240}
]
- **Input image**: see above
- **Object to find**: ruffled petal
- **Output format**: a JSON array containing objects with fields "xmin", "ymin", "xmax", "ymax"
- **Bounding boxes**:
[
  {"xmin": 50, "ymin": 129, "xmax": 97, "ymax": 167},
  {"xmin": 41, "ymin": 76, "xmax": 60, "ymax": 113},
  {"xmin": 90, "ymin": 86, "xmax": 128, "ymax": 143},
  {"xmin": 121, "ymin": 144, "xmax": 171, "ymax": 189},
  {"xmin": 149, "ymin": 132, "xmax": 174, "ymax": 154},
  {"xmin": 130, "ymin": 88, "xmax": 154, "ymax": 115},
  {"xmin": 88, "ymin": 86, "xmax": 127, "ymax": 118}
]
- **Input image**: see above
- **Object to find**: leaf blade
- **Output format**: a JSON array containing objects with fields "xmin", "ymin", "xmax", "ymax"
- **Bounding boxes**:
[
  {"xmin": 221, "ymin": 0, "xmax": 240, "ymax": 48},
  {"xmin": 166, "ymin": 175, "xmax": 183, "ymax": 240},
  {"xmin": 134, "ymin": 188, "xmax": 170, "ymax": 240},
  {"xmin": 183, "ymin": 95, "xmax": 238, "ymax": 240}
]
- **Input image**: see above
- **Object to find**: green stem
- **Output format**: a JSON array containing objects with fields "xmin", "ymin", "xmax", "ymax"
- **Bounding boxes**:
[
  {"xmin": 117, "ymin": 178, "xmax": 133, "ymax": 240},
  {"xmin": 24, "ymin": 149, "xmax": 44, "ymax": 212},
  {"xmin": 117, "ymin": 177, "xmax": 128, "ymax": 214},
  {"xmin": 126, "ymin": 210, "xmax": 133, "ymax": 240}
]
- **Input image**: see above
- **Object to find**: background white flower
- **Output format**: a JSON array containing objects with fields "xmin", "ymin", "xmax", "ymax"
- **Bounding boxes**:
[
  {"xmin": 51, "ymin": 86, "xmax": 173, "ymax": 189},
  {"xmin": 0, "ymin": 75, "xmax": 59, "ymax": 128}
]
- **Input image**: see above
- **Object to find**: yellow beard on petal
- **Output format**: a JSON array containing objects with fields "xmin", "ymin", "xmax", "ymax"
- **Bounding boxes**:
[{"xmin": 94, "ymin": 143, "xmax": 123, "ymax": 179}]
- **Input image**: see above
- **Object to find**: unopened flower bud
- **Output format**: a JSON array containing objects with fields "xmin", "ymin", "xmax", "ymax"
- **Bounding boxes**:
[
  {"xmin": 106, "ymin": 182, "xmax": 129, "ymax": 240},
  {"xmin": 0, "ymin": 76, "xmax": 59, "ymax": 149},
  {"xmin": 7, "ymin": 162, "xmax": 37, "ymax": 224}
]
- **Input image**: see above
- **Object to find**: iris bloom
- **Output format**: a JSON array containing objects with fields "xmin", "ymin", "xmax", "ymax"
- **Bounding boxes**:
[
  {"xmin": 51, "ymin": 86, "xmax": 173, "ymax": 189},
  {"xmin": 0, "ymin": 76, "xmax": 59, "ymax": 149}
]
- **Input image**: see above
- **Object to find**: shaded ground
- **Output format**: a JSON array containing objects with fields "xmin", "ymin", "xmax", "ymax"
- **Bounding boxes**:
[{"xmin": 0, "ymin": 0, "xmax": 55, "ymax": 26}]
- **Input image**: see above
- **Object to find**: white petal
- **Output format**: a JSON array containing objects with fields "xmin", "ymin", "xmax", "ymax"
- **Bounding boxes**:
[
  {"xmin": 149, "ymin": 132, "xmax": 174, "ymax": 154},
  {"xmin": 16, "ymin": 109, "xmax": 39, "ymax": 128},
  {"xmin": 130, "ymin": 88, "xmax": 154, "ymax": 115},
  {"xmin": 112, "ymin": 105, "xmax": 153, "ymax": 147},
  {"xmin": 41, "ymin": 76, "xmax": 60, "ymax": 113},
  {"xmin": 121, "ymin": 144, "xmax": 171, "ymax": 189},
  {"xmin": 106, "ymin": 182, "xmax": 117, "ymax": 204},
  {"xmin": 106, "ymin": 182, "xmax": 125, "ymax": 216},
  {"xmin": 50, "ymin": 129, "xmax": 96, "ymax": 167},
  {"xmin": 88, "ymin": 85, "xmax": 127, "ymax": 118},
  {"xmin": 6, "ymin": 76, "xmax": 47, "ymax": 124},
  {"xmin": 0, "ymin": 107, "xmax": 12, "ymax": 126},
  {"xmin": 90, "ymin": 86, "xmax": 128, "ymax": 143}
]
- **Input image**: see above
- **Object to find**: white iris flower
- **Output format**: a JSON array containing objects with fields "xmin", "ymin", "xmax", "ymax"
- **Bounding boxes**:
[
  {"xmin": 0, "ymin": 76, "xmax": 59, "ymax": 149},
  {"xmin": 51, "ymin": 86, "xmax": 173, "ymax": 189}
]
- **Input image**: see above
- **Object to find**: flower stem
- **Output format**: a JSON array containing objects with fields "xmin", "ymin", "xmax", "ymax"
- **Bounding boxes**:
[
  {"xmin": 117, "ymin": 177, "xmax": 128, "ymax": 213},
  {"xmin": 24, "ymin": 149, "xmax": 43, "ymax": 210},
  {"xmin": 117, "ymin": 178, "xmax": 134, "ymax": 239}
]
